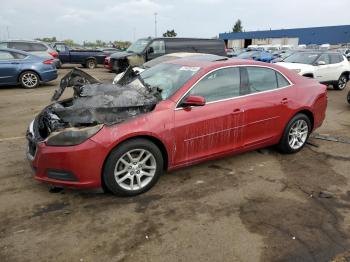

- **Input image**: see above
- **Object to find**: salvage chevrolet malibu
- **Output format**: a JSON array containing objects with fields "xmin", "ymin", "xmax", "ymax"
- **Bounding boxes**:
[{"xmin": 26, "ymin": 57, "xmax": 327, "ymax": 196}]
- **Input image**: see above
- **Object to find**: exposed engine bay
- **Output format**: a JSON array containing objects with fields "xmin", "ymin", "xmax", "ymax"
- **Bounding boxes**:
[{"xmin": 31, "ymin": 67, "xmax": 161, "ymax": 142}]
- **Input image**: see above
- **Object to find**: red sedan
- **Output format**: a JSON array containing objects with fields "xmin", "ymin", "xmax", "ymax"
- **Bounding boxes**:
[{"xmin": 27, "ymin": 58, "xmax": 327, "ymax": 196}]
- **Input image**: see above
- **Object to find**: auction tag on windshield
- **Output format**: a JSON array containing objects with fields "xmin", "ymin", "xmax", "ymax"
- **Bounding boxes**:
[{"xmin": 179, "ymin": 66, "xmax": 200, "ymax": 72}]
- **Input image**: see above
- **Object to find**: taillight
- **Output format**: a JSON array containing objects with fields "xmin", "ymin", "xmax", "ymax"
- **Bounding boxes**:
[
  {"xmin": 49, "ymin": 51, "xmax": 58, "ymax": 58},
  {"xmin": 43, "ymin": 59, "xmax": 54, "ymax": 64}
]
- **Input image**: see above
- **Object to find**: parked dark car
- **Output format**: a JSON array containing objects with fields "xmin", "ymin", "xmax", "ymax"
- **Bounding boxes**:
[
  {"xmin": 107, "ymin": 37, "xmax": 226, "ymax": 72},
  {"xmin": 237, "ymin": 50, "xmax": 274, "ymax": 63},
  {"xmin": 0, "ymin": 40, "xmax": 61, "ymax": 68},
  {"xmin": 0, "ymin": 48, "xmax": 57, "ymax": 88},
  {"xmin": 52, "ymin": 43, "xmax": 106, "ymax": 69}
]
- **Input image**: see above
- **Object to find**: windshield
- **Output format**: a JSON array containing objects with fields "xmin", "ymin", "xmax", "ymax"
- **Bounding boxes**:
[
  {"xmin": 127, "ymin": 39, "xmax": 151, "ymax": 53},
  {"xmin": 137, "ymin": 63, "xmax": 201, "ymax": 100},
  {"xmin": 284, "ymin": 52, "xmax": 319, "ymax": 65},
  {"xmin": 237, "ymin": 51, "xmax": 258, "ymax": 59}
]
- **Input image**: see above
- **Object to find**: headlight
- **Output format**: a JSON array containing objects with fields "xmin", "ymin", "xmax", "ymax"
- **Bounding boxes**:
[
  {"xmin": 46, "ymin": 125, "xmax": 103, "ymax": 146},
  {"xmin": 293, "ymin": 69, "xmax": 301, "ymax": 73}
]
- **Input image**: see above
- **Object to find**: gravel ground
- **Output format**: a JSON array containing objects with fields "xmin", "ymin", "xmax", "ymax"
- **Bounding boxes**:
[{"xmin": 0, "ymin": 64, "xmax": 350, "ymax": 262}]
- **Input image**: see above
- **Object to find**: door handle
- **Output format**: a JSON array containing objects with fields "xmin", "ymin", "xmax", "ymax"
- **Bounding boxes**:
[
  {"xmin": 11, "ymin": 62, "xmax": 19, "ymax": 64},
  {"xmin": 232, "ymin": 108, "xmax": 242, "ymax": 114},
  {"xmin": 280, "ymin": 98, "xmax": 288, "ymax": 104}
]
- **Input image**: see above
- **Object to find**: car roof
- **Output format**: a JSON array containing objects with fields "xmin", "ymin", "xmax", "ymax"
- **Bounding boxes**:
[{"xmin": 166, "ymin": 57, "xmax": 275, "ymax": 68}]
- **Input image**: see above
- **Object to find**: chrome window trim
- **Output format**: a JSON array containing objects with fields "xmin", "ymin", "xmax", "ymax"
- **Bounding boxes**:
[{"xmin": 174, "ymin": 64, "xmax": 294, "ymax": 111}]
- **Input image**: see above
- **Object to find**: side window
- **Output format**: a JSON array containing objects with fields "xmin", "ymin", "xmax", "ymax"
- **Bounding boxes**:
[
  {"xmin": 55, "ymin": 44, "xmax": 67, "ymax": 52},
  {"xmin": 329, "ymin": 53, "xmax": 341, "ymax": 64},
  {"xmin": 0, "ymin": 51, "xmax": 15, "ymax": 60},
  {"xmin": 11, "ymin": 52, "xmax": 27, "ymax": 59},
  {"xmin": 276, "ymin": 72, "xmax": 290, "ymax": 88},
  {"xmin": 316, "ymin": 54, "xmax": 330, "ymax": 65},
  {"xmin": 189, "ymin": 67, "xmax": 240, "ymax": 103},
  {"xmin": 246, "ymin": 67, "xmax": 278, "ymax": 92},
  {"xmin": 8, "ymin": 42, "xmax": 31, "ymax": 51},
  {"xmin": 0, "ymin": 42, "xmax": 8, "ymax": 48},
  {"xmin": 29, "ymin": 43, "xmax": 47, "ymax": 51},
  {"xmin": 149, "ymin": 40, "xmax": 165, "ymax": 54}
]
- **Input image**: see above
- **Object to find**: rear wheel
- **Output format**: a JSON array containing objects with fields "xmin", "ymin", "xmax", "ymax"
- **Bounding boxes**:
[
  {"xmin": 278, "ymin": 113, "xmax": 311, "ymax": 154},
  {"xmin": 103, "ymin": 139, "xmax": 164, "ymax": 196},
  {"xmin": 334, "ymin": 74, "xmax": 348, "ymax": 90},
  {"xmin": 19, "ymin": 71, "xmax": 40, "ymax": 89},
  {"xmin": 85, "ymin": 59, "xmax": 97, "ymax": 69}
]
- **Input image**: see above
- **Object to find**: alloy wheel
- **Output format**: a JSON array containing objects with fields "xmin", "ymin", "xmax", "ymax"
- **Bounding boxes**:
[
  {"xmin": 338, "ymin": 76, "xmax": 347, "ymax": 90},
  {"xmin": 22, "ymin": 73, "xmax": 38, "ymax": 88},
  {"xmin": 114, "ymin": 149, "xmax": 156, "ymax": 191},
  {"xmin": 288, "ymin": 119, "xmax": 308, "ymax": 150}
]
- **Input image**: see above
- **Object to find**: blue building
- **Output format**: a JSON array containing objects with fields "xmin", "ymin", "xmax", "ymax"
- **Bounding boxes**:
[{"xmin": 219, "ymin": 25, "xmax": 350, "ymax": 48}]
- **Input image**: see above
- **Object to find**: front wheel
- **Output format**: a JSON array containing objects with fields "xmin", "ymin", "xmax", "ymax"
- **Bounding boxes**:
[
  {"xmin": 334, "ymin": 74, "xmax": 348, "ymax": 90},
  {"xmin": 278, "ymin": 114, "xmax": 311, "ymax": 154},
  {"xmin": 19, "ymin": 71, "xmax": 40, "ymax": 89},
  {"xmin": 103, "ymin": 139, "xmax": 164, "ymax": 196}
]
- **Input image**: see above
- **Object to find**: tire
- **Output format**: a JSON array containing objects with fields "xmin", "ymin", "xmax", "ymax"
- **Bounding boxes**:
[
  {"xmin": 334, "ymin": 74, "xmax": 348, "ymax": 90},
  {"xmin": 19, "ymin": 71, "xmax": 40, "ymax": 89},
  {"xmin": 103, "ymin": 138, "xmax": 164, "ymax": 196},
  {"xmin": 278, "ymin": 113, "xmax": 311, "ymax": 154},
  {"xmin": 347, "ymin": 91, "xmax": 350, "ymax": 104},
  {"xmin": 85, "ymin": 59, "xmax": 97, "ymax": 69}
]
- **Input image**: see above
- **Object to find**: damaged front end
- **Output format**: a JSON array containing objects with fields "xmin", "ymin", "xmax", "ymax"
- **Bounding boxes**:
[{"xmin": 28, "ymin": 67, "xmax": 161, "ymax": 147}]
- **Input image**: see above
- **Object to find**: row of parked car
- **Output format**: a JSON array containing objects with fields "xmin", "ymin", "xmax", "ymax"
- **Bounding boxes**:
[{"xmin": 0, "ymin": 38, "xmax": 350, "ymax": 94}]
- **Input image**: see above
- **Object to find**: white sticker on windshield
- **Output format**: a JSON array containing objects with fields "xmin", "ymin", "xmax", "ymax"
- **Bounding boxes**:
[{"xmin": 179, "ymin": 66, "xmax": 200, "ymax": 72}]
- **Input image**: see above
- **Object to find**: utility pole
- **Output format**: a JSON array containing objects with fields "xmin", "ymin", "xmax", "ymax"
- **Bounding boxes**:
[
  {"xmin": 154, "ymin": 12, "xmax": 157, "ymax": 37},
  {"xmin": 133, "ymin": 27, "xmax": 136, "ymax": 41},
  {"xmin": 6, "ymin": 26, "xmax": 10, "ymax": 39}
]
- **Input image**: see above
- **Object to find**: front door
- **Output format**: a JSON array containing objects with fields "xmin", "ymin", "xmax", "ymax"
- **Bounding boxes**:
[
  {"xmin": 172, "ymin": 67, "xmax": 244, "ymax": 166},
  {"xmin": 146, "ymin": 40, "xmax": 165, "ymax": 61}
]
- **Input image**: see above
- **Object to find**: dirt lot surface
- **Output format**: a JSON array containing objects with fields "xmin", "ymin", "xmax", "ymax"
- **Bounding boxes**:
[{"xmin": 1, "ymin": 65, "xmax": 350, "ymax": 262}]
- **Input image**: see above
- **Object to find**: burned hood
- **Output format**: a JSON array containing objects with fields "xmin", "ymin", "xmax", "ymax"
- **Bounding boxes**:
[{"xmin": 35, "ymin": 68, "xmax": 161, "ymax": 140}]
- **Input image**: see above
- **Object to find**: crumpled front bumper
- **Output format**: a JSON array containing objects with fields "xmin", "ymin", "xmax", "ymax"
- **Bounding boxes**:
[{"xmin": 26, "ymin": 121, "xmax": 107, "ymax": 189}]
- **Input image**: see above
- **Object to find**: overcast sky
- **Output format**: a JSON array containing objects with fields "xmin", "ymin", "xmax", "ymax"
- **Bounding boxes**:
[{"xmin": 0, "ymin": 0, "xmax": 349, "ymax": 43}]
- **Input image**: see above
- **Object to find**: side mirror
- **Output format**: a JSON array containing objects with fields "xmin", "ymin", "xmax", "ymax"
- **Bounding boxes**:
[
  {"xmin": 148, "ymin": 47, "xmax": 154, "ymax": 54},
  {"xmin": 182, "ymin": 95, "xmax": 206, "ymax": 107},
  {"xmin": 317, "ymin": 60, "xmax": 326, "ymax": 66}
]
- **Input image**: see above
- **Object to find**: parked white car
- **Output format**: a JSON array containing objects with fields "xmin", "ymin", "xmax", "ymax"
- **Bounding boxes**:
[{"xmin": 277, "ymin": 51, "xmax": 350, "ymax": 90}]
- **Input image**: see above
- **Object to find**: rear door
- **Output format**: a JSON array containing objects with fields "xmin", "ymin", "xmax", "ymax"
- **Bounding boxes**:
[
  {"xmin": 0, "ymin": 51, "xmax": 20, "ymax": 84},
  {"xmin": 329, "ymin": 53, "xmax": 344, "ymax": 80},
  {"xmin": 239, "ymin": 66, "xmax": 294, "ymax": 148},
  {"xmin": 314, "ymin": 53, "xmax": 332, "ymax": 82},
  {"xmin": 173, "ymin": 67, "xmax": 244, "ymax": 165}
]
